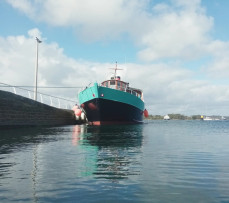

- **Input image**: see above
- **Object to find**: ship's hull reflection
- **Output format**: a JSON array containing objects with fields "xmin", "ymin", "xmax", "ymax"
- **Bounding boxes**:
[{"xmin": 72, "ymin": 124, "xmax": 144, "ymax": 180}]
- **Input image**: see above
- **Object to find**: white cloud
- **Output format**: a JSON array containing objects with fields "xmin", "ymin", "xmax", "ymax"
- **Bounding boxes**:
[
  {"xmin": 6, "ymin": 0, "xmax": 35, "ymax": 17},
  {"xmin": 28, "ymin": 28, "xmax": 42, "ymax": 39},
  {"xmin": 4, "ymin": 0, "xmax": 229, "ymax": 115},
  {"xmin": 172, "ymin": 0, "xmax": 202, "ymax": 10},
  {"xmin": 6, "ymin": 0, "xmax": 148, "ymax": 41},
  {"xmin": 0, "ymin": 30, "xmax": 100, "ymax": 100},
  {"xmin": 1, "ymin": 29, "xmax": 229, "ymax": 115},
  {"xmin": 5, "ymin": 0, "xmax": 214, "ymax": 62},
  {"xmin": 204, "ymin": 40, "xmax": 229, "ymax": 78},
  {"xmin": 138, "ymin": 0, "xmax": 213, "ymax": 61}
]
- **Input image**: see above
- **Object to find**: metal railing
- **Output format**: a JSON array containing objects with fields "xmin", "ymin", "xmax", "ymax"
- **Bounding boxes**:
[
  {"xmin": 99, "ymin": 83, "xmax": 143, "ymax": 100},
  {"xmin": 0, "ymin": 82, "xmax": 79, "ymax": 110}
]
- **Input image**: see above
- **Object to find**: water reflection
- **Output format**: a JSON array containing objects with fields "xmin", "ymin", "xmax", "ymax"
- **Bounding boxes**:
[
  {"xmin": 73, "ymin": 124, "xmax": 144, "ymax": 180},
  {"xmin": 0, "ymin": 127, "xmax": 58, "ymax": 178},
  {"xmin": 0, "ymin": 127, "xmax": 68, "ymax": 154},
  {"xmin": 0, "ymin": 126, "xmax": 73, "ymax": 203},
  {"xmin": 32, "ymin": 144, "xmax": 38, "ymax": 203},
  {"xmin": 1, "ymin": 121, "xmax": 229, "ymax": 202}
]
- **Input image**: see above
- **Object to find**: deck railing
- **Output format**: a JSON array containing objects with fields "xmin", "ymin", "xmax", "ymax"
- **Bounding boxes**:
[
  {"xmin": 99, "ymin": 83, "xmax": 143, "ymax": 100},
  {"xmin": 0, "ymin": 82, "xmax": 77, "ymax": 110}
]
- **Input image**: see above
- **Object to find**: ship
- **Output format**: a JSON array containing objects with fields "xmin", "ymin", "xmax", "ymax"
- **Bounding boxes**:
[{"xmin": 78, "ymin": 64, "xmax": 147, "ymax": 125}]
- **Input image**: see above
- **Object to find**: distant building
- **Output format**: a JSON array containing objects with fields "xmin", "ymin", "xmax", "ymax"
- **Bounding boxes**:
[
  {"xmin": 164, "ymin": 115, "xmax": 170, "ymax": 120},
  {"xmin": 201, "ymin": 115, "xmax": 213, "ymax": 120}
]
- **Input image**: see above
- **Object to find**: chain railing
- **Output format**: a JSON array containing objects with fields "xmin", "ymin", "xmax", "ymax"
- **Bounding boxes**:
[{"xmin": 0, "ymin": 82, "xmax": 79, "ymax": 110}]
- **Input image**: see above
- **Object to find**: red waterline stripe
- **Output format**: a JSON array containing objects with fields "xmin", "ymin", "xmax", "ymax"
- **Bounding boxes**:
[{"xmin": 88, "ymin": 121, "xmax": 139, "ymax": 126}]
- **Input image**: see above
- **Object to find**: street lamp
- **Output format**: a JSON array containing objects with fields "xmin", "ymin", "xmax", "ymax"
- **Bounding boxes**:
[{"xmin": 34, "ymin": 37, "xmax": 42, "ymax": 101}]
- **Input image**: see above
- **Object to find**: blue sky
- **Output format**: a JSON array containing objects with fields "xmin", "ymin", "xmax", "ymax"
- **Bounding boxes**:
[
  {"xmin": 0, "ymin": 0, "xmax": 138, "ymax": 63},
  {"xmin": 1, "ymin": 0, "xmax": 229, "ymax": 115}
]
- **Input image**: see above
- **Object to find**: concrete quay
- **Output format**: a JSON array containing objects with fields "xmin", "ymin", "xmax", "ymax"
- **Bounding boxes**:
[{"xmin": 0, "ymin": 90, "xmax": 78, "ymax": 128}]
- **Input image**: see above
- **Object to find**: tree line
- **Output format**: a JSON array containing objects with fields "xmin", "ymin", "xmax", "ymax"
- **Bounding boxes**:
[{"xmin": 147, "ymin": 114, "xmax": 202, "ymax": 120}]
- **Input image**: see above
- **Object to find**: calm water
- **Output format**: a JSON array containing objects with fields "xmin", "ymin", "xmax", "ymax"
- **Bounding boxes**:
[{"xmin": 1, "ymin": 121, "xmax": 229, "ymax": 202}]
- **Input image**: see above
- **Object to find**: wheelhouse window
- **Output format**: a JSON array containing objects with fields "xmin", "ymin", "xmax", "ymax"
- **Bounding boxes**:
[
  {"xmin": 117, "ymin": 81, "xmax": 121, "ymax": 90},
  {"xmin": 101, "ymin": 81, "xmax": 109, "ymax": 87},
  {"xmin": 122, "ymin": 83, "xmax": 126, "ymax": 90},
  {"xmin": 110, "ymin": 80, "xmax": 116, "ymax": 89},
  {"xmin": 101, "ymin": 80, "xmax": 129, "ymax": 92}
]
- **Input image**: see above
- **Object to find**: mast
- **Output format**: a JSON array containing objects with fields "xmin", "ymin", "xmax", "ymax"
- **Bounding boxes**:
[
  {"xmin": 114, "ymin": 62, "xmax": 117, "ymax": 78},
  {"xmin": 110, "ymin": 62, "xmax": 123, "ymax": 79}
]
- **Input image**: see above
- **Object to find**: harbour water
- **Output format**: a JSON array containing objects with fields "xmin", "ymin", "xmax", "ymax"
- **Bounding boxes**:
[{"xmin": 1, "ymin": 120, "xmax": 229, "ymax": 202}]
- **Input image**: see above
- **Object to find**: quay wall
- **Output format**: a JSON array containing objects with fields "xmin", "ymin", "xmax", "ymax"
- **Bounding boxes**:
[{"xmin": 0, "ymin": 90, "xmax": 76, "ymax": 127}]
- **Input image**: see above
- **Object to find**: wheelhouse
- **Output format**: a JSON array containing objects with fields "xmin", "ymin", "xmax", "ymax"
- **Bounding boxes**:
[{"xmin": 101, "ymin": 76, "xmax": 144, "ymax": 101}]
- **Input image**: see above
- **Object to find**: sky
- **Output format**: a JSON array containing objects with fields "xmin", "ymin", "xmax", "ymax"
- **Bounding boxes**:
[{"xmin": 1, "ymin": 0, "xmax": 229, "ymax": 116}]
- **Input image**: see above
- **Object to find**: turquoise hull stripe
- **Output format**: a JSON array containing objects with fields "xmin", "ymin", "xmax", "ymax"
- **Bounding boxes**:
[
  {"xmin": 79, "ymin": 83, "xmax": 144, "ymax": 111},
  {"xmin": 79, "ymin": 83, "xmax": 99, "ymax": 104}
]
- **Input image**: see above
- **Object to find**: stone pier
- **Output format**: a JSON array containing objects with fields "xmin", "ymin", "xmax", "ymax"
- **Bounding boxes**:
[{"xmin": 0, "ymin": 90, "xmax": 77, "ymax": 128}]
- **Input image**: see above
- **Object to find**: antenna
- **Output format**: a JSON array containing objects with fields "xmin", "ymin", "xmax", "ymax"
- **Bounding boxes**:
[{"xmin": 109, "ymin": 62, "xmax": 123, "ymax": 78}]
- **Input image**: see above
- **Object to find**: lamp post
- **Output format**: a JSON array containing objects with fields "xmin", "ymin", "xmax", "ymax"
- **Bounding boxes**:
[{"xmin": 34, "ymin": 37, "xmax": 42, "ymax": 101}]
